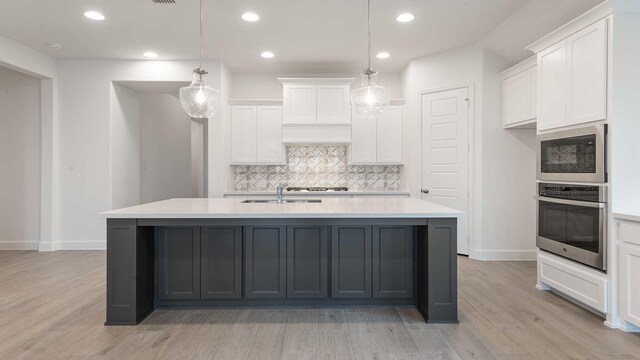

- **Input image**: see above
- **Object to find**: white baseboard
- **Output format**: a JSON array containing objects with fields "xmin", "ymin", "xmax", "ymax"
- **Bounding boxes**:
[
  {"xmin": 470, "ymin": 249, "xmax": 537, "ymax": 261},
  {"xmin": 619, "ymin": 322, "xmax": 640, "ymax": 333},
  {"xmin": 38, "ymin": 241, "xmax": 57, "ymax": 252},
  {"xmin": 56, "ymin": 241, "xmax": 106, "ymax": 250},
  {"xmin": 0, "ymin": 241, "xmax": 39, "ymax": 250}
]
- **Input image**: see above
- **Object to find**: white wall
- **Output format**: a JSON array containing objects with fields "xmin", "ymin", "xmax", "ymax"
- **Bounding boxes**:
[
  {"xmin": 479, "ymin": 48, "xmax": 537, "ymax": 260},
  {"xmin": 611, "ymin": 1, "xmax": 640, "ymax": 214},
  {"xmin": 401, "ymin": 45, "xmax": 537, "ymax": 260},
  {"xmin": 230, "ymin": 72, "xmax": 403, "ymax": 99},
  {"xmin": 139, "ymin": 93, "xmax": 193, "ymax": 203},
  {"xmin": 0, "ymin": 66, "xmax": 41, "ymax": 250},
  {"xmin": 57, "ymin": 60, "xmax": 222, "ymax": 249},
  {"xmin": 110, "ymin": 83, "xmax": 140, "ymax": 209}
]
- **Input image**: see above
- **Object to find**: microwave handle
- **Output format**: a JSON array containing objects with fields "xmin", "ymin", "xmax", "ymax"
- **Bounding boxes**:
[{"xmin": 536, "ymin": 196, "xmax": 605, "ymax": 208}]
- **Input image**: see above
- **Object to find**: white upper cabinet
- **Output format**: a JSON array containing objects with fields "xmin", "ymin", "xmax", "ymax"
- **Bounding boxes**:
[
  {"xmin": 350, "ymin": 105, "xmax": 403, "ymax": 165},
  {"xmin": 230, "ymin": 106, "xmax": 258, "ymax": 164},
  {"xmin": 503, "ymin": 71, "xmax": 527, "ymax": 126},
  {"xmin": 533, "ymin": 17, "xmax": 609, "ymax": 131},
  {"xmin": 526, "ymin": 67, "xmax": 537, "ymax": 120},
  {"xmin": 230, "ymin": 104, "xmax": 283, "ymax": 165},
  {"xmin": 280, "ymin": 79, "xmax": 352, "ymax": 124},
  {"xmin": 316, "ymin": 85, "xmax": 350, "ymax": 123},
  {"xmin": 566, "ymin": 19, "xmax": 607, "ymax": 126},
  {"xmin": 256, "ymin": 106, "xmax": 283, "ymax": 163},
  {"xmin": 283, "ymin": 85, "xmax": 316, "ymax": 123},
  {"xmin": 501, "ymin": 56, "xmax": 537, "ymax": 128},
  {"xmin": 376, "ymin": 106, "xmax": 403, "ymax": 163},
  {"xmin": 350, "ymin": 112, "xmax": 377, "ymax": 164},
  {"xmin": 538, "ymin": 41, "xmax": 568, "ymax": 131}
]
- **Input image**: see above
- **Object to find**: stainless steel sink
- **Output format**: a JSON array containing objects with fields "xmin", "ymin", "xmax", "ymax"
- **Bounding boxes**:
[{"xmin": 241, "ymin": 199, "xmax": 322, "ymax": 204}]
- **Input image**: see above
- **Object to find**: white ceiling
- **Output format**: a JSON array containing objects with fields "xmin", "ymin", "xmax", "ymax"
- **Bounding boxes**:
[{"xmin": 0, "ymin": 0, "xmax": 604, "ymax": 73}]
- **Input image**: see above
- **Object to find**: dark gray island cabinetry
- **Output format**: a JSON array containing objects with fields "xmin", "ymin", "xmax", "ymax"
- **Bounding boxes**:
[{"xmin": 103, "ymin": 198, "xmax": 461, "ymax": 326}]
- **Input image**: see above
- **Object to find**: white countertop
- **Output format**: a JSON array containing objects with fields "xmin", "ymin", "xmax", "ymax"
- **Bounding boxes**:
[
  {"xmin": 101, "ymin": 198, "xmax": 463, "ymax": 219},
  {"xmin": 613, "ymin": 212, "xmax": 640, "ymax": 223},
  {"xmin": 223, "ymin": 190, "xmax": 411, "ymax": 197}
]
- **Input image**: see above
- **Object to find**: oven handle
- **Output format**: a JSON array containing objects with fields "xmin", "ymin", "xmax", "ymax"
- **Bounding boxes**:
[{"xmin": 536, "ymin": 196, "xmax": 605, "ymax": 208}]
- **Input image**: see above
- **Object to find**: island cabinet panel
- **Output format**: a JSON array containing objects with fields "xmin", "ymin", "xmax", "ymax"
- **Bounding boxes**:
[
  {"xmin": 331, "ymin": 226, "xmax": 373, "ymax": 298},
  {"xmin": 287, "ymin": 226, "xmax": 329, "ymax": 298},
  {"xmin": 201, "ymin": 227, "xmax": 242, "ymax": 299},
  {"xmin": 244, "ymin": 226, "xmax": 287, "ymax": 299},
  {"xmin": 157, "ymin": 227, "xmax": 201, "ymax": 300},
  {"xmin": 106, "ymin": 219, "xmax": 154, "ymax": 325},
  {"xmin": 373, "ymin": 226, "xmax": 414, "ymax": 299}
]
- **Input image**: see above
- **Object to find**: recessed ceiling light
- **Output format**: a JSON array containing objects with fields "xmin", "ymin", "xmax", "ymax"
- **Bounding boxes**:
[
  {"xmin": 84, "ymin": 11, "xmax": 105, "ymax": 21},
  {"xmin": 143, "ymin": 51, "xmax": 159, "ymax": 58},
  {"xmin": 396, "ymin": 13, "xmax": 414, "ymax": 23},
  {"xmin": 376, "ymin": 52, "xmax": 390, "ymax": 59},
  {"xmin": 261, "ymin": 51, "xmax": 274, "ymax": 59},
  {"xmin": 242, "ymin": 12, "xmax": 260, "ymax": 22}
]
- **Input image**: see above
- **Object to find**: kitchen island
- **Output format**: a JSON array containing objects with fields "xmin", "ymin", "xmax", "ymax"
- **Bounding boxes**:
[{"xmin": 102, "ymin": 197, "xmax": 462, "ymax": 325}]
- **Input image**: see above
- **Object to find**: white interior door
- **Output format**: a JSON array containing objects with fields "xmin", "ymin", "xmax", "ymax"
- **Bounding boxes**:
[{"xmin": 421, "ymin": 88, "xmax": 470, "ymax": 255}]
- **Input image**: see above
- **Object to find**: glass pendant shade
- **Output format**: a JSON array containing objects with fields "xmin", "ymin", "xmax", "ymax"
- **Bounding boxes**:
[
  {"xmin": 351, "ymin": 70, "xmax": 390, "ymax": 118},
  {"xmin": 179, "ymin": 69, "xmax": 220, "ymax": 119}
]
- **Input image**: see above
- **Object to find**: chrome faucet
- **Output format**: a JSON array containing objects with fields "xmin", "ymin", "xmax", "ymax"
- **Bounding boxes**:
[{"xmin": 276, "ymin": 184, "xmax": 287, "ymax": 204}]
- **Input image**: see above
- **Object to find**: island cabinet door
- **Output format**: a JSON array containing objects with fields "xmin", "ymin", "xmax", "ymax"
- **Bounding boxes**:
[
  {"xmin": 157, "ymin": 227, "xmax": 201, "ymax": 300},
  {"xmin": 372, "ymin": 226, "xmax": 414, "ymax": 299},
  {"xmin": 200, "ymin": 227, "xmax": 242, "ymax": 299},
  {"xmin": 286, "ymin": 226, "xmax": 329, "ymax": 298},
  {"xmin": 331, "ymin": 226, "xmax": 372, "ymax": 298},
  {"xmin": 244, "ymin": 226, "xmax": 287, "ymax": 299}
]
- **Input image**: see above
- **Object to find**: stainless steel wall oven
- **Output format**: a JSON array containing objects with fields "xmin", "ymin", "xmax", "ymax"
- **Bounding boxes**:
[{"xmin": 536, "ymin": 183, "xmax": 606, "ymax": 271}]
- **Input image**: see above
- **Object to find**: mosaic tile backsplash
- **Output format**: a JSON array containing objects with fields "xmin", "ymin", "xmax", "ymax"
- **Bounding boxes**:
[{"xmin": 232, "ymin": 146, "xmax": 402, "ymax": 191}]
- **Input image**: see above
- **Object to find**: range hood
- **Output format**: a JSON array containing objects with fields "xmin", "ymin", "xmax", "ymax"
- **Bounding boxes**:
[{"xmin": 281, "ymin": 122, "xmax": 352, "ymax": 145}]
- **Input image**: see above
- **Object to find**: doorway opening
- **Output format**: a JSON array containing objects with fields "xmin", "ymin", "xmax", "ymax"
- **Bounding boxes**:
[
  {"xmin": 110, "ymin": 81, "xmax": 208, "ymax": 209},
  {"xmin": 0, "ymin": 66, "xmax": 41, "ymax": 250}
]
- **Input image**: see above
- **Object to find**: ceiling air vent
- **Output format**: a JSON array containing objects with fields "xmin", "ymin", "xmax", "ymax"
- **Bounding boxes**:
[{"xmin": 153, "ymin": 0, "xmax": 176, "ymax": 3}]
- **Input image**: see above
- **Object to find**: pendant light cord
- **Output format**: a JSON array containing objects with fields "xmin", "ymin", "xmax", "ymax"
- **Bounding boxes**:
[
  {"xmin": 367, "ymin": 0, "xmax": 371, "ymax": 70},
  {"xmin": 199, "ymin": 0, "xmax": 204, "ymax": 69}
]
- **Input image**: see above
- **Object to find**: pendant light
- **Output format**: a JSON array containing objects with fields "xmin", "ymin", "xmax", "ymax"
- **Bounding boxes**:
[
  {"xmin": 180, "ymin": 0, "xmax": 220, "ymax": 119},
  {"xmin": 350, "ymin": 0, "xmax": 390, "ymax": 118}
]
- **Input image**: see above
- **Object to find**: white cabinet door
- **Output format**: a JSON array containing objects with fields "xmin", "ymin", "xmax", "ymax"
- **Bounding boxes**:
[
  {"xmin": 317, "ymin": 85, "xmax": 350, "ymax": 123},
  {"xmin": 538, "ymin": 41, "xmax": 567, "ymax": 131},
  {"xmin": 376, "ymin": 106, "xmax": 403, "ymax": 164},
  {"xmin": 526, "ymin": 66, "xmax": 537, "ymax": 120},
  {"xmin": 620, "ymin": 243, "xmax": 640, "ymax": 328},
  {"xmin": 566, "ymin": 18, "xmax": 607, "ymax": 126},
  {"xmin": 350, "ymin": 111, "xmax": 377, "ymax": 164},
  {"xmin": 256, "ymin": 106, "xmax": 283, "ymax": 164},
  {"xmin": 230, "ymin": 106, "xmax": 257, "ymax": 163},
  {"xmin": 283, "ymin": 85, "xmax": 316, "ymax": 123},
  {"xmin": 503, "ymin": 72, "xmax": 528, "ymax": 126}
]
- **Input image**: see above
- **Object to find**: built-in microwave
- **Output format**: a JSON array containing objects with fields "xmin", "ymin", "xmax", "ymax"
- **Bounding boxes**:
[
  {"xmin": 536, "ymin": 182, "xmax": 606, "ymax": 271},
  {"xmin": 537, "ymin": 125, "xmax": 607, "ymax": 183}
]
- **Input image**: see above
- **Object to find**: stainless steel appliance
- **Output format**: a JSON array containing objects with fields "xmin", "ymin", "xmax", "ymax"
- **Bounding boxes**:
[
  {"xmin": 537, "ymin": 124, "xmax": 607, "ymax": 183},
  {"xmin": 286, "ymin": 187, "xmax": 349, "ymax": 192},
  {"xmin": 536, "ymin": 182, "xmax": 606, "ymax": 271}
]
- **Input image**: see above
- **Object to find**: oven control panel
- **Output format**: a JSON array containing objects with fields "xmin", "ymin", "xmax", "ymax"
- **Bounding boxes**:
[{"xmin": 538, "ymin": 183, "xmax": 604, "ymax": 203}]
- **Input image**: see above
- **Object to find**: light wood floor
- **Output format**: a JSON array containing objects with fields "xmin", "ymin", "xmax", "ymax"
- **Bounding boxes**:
[{"xmin": 0, "ymin": 251, "xmax": 638, "ymax": 360}]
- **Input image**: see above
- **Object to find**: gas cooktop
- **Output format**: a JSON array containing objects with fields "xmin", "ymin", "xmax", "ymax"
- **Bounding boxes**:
[{"xmin": 286, "ymin": 187, "xmax": 349, "ymax": 192}]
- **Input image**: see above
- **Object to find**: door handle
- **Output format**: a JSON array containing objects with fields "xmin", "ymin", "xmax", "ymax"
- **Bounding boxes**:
[{"xmin": 421, "ymin": 189, "xmax": 429, "ymax": 194}]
